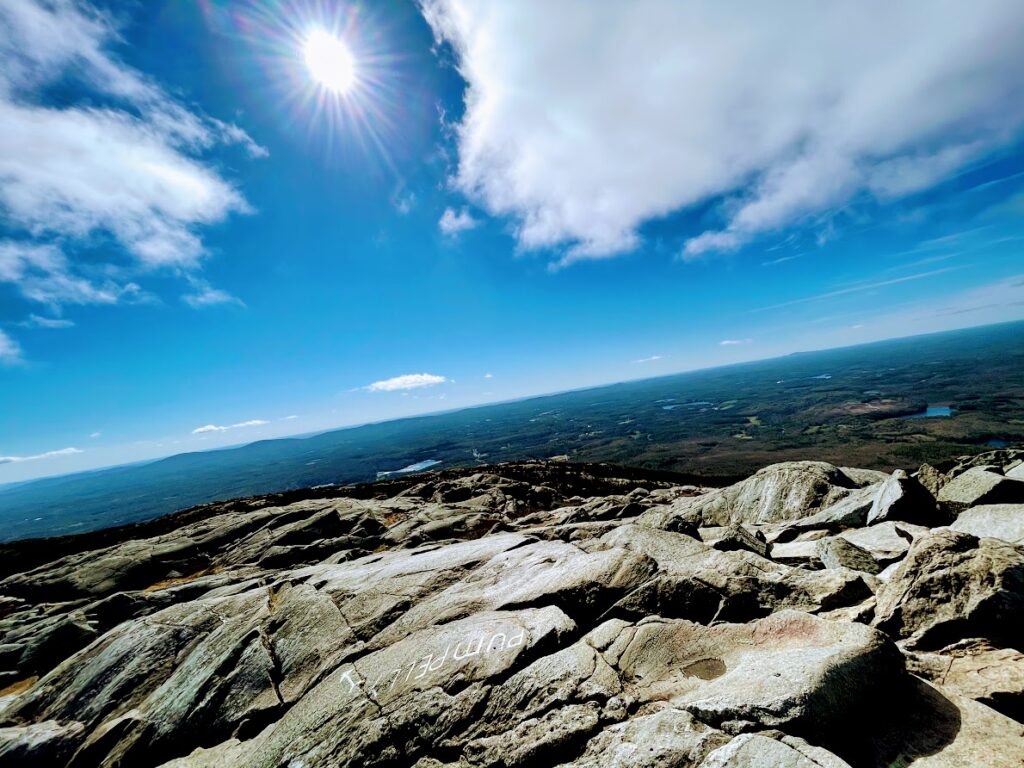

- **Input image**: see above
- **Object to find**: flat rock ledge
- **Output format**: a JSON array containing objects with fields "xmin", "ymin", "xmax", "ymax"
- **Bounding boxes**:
[{"xmin": 0, "ymin": 455, "xmax": 1022, "ymax": 767}]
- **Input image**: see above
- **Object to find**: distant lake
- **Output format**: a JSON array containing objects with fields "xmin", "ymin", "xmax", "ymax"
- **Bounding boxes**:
[
  {"xmin": 663, "ymin": 401, "xmax": 712, "ymax": 411},
  {"xmin": 907, "ymin": 406, "xmax": 955, "ymax": 419},
  {"xmin": 376, "ymin": 459, "xmax": 441, "ymax": 479},
  {"xmin": 987, "ymin": 439, "xmax": 1011, "ymax": 448}
]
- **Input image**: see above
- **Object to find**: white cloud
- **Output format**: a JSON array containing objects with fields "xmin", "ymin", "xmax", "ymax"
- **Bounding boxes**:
[
  {"xmin": 19, "ymin": 313, "xmax": 74, "ymax": 329},
  {"xmin": 483, "ymin": 372, "xmax": 493, "ymax": 378},
  {"xmin": 439, "ymin": 207, "xmax": 478, "ymax": 236},
  {"xmin": 0, "ymin": 0, "xmax": 261, "ymax": 310},
  {"xmin": 395, "ymin": 192, "xmax": 417, "ymax": 215},
  {"xmin": 366, "ymin": 373, "xmax": 448, "ymax": 391},
  {"xmin": 422, "ymin": 1, "xmax": 1024, "ymax": 264},
  {"xmin": 89, "ymin": 431, "xmax": 101, "ymax": 438},
  {"xmin": 0, "ymin": 241, "xmax": 142, "ymax": 306},
  {"xmin": 281, "ymin": 414, "xmax": 298, "ymax": 420},
  {"xmin": 633, "ymin": 354, "xmax": 664, "ymax": 363},
  {"xmin": 191, "ymin": 419, "xmax": 269, "ymax": 435},
  {"xmin": 0, "ymin": 329, "xmax": 23, "ymax": 364},
  {"xmin": 0, "ymin": 446, "xmax": 81, "ymax": 464},
  {"xmin": 719, "ymin": 339, "xmax": 753, "ymax": 346},
  {"xmin": 181, "ymin": 280, "xmax": 245, "ymax": 309}
]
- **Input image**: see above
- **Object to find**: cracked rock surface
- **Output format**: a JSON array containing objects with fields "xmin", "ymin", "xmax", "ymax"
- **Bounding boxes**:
[{"xmin": 0, "ymin": 457, "xmax": 1022, "ymax": 767}]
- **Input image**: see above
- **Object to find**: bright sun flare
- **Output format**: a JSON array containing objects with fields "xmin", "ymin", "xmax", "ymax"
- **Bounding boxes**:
[{"xmin": 303, "ymin": 28, "xmax": 356, "ymax": 94}]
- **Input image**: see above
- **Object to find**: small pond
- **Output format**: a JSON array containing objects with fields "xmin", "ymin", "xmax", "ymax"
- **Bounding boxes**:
[{"xmin": 906, "ymin": 406, "xmax": 955, "ymax": 419}]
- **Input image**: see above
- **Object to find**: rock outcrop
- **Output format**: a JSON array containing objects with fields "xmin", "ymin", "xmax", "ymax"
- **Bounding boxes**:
[{"xmin": 0, "ymin": 456, "xmax": 1021, "ymax": 767}]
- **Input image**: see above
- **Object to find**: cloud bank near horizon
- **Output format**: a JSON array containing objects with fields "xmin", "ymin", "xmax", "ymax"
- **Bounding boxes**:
[
  {"xmin": 366, "ymin": 373, "xmax": 449, "ymax": 392},
  {"xmin": 0, "ymin": 446, "xmax": 82, "ymax": 464},
  {"xmin": 192, "ymin": 419, "xmax": 270, "ymax": 435}
]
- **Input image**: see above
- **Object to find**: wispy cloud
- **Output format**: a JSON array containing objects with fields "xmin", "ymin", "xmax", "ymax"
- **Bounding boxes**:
[
  {"xmin": 633, "ymin": 354, "xmax": 665, "ymax": 363},
  {"xmin": 439, "ymin": 207, "xmax": 477, "ymax": 236},
  {"xmin": 0, "ymin": 242, "xmax": 143, "ymax": 307},
  {"xmin": 181, "ymin": 279, "xmax": 245, "ymax": 309},
  {"xmin": 483, "ymin": 372, "xmax": 493, "ymax": 378},
  {"xmin": 281, "ymin": 414, "xmax": 298, "ymax": 421},
  {"xmin": 719, "ymin": 339, "xmax": 752, "ymax": 346},
  {"xmin": 366, "ymin": 373, "xmax": 448, "ymax": 392},
  {"xmin": 762, "ymin": 254, "xmax": 803, "ymax": 267},
  {"xmin": 0, "ymin": 446, "xmax": 81, "ymax": 465},
  {"xmin": 89, "ymin": 431, "xmax": 102, "ymax": 438},
  {"xmin": 18, "ymin": 313, "xmax": 74, "ymax": 329},
  {"xmin": 0, "ymin": 329, "xmax": 23, "ymax": 365},
  {"xmin": 755, "ymin": 267, "xmax": 958, "ymax": 312},
  {"xmin": 395, "ymin": 192, "xmax": 416, "ymax": 215},
  {"xmin": 191, "ymin": 419, "xmax": 269, "ymax": 435}
]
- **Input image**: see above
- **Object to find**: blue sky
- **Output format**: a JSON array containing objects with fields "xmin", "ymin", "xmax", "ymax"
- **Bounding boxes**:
[{"xmin": 1, "ymin": 0, "xmax": 1024, "ymax": 483}]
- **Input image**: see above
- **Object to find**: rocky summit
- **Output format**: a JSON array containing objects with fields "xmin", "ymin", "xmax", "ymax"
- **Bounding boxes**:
[{"xmin": 0, "ymin": 454, "xmax": 1022, "ymax": 768}]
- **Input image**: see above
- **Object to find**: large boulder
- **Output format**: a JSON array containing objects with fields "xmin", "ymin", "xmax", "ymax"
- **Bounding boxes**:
[
  {"xmin": 915, "ymin": 463, "xmax": 948, "ymax": 497},
  {"xmin": 817, "ymin": 537, "xmax": 881, "ymax": 575},
  {"xmin": 874, "ymin": 530, "xmax": 1024, "ymax": 649},
  {"xmin": 836, "ymin": 521, "xmax": 927, "ymax": 563},
  {"xmin": 707, "ymin": 525, "xmax": 770, "ymax": 558},
  {"xmin": 605, "ymin": 610, "xmax": 903, "ymax": 741},
  {"xmin": 662, "ymin": 462, "xmax": 882, "ymax": 527},
  {"xmin": 937, "ymin": 468, "xmax": 1024, "ymax": 515},
  {"xmin": 864, "ymin": 678, "xmax": 1024, "ymax": 768},
  {"xmin": 698, "ymin": 733, "xmax": 851, "ymax": 767},
  {"xmin": 949, "ymin": 504, "xmax": 1024, "ymax": 545},
  {"xmin": 867, "ymin": 469, "xmax": 941, "ymax": 526},
  {"xmin": 593, "ymin": 525, "xmax": 872, "ymax": 623},
  {"xmin": 568, "ymin": 708, "xmax": 729, "ymax": 768},
  {"xmin": 907, "ymin": 640, "xmax": 1024, "ymax": 723}
]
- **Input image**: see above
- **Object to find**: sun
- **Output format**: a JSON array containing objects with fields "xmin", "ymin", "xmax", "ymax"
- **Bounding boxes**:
[{"xmin": 303, "ymin": 28, "xmax": 356, "ymax": 94}]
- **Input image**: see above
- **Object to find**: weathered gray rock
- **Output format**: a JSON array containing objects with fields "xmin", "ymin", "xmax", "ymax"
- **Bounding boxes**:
[
  {"xmin": 874, "ymin": 529, "xmax": 1024, "ymax": 649},
  {"xmin": 837, "ymin": 521, "xmax": 926, "ymax": 562},
  {"xmin": 608, "ymin": 611, "xmax": 903, "ymax": 740},
  {"xmin": 594, "ymin": 525, "xmax": 872, "ymax": 623},
  {"xmin": 865, "ymin": 678, "xmax": 1024, "ymax": 767},
  {"xmin": 817, "ymin": 537, "xmax": 881, "ymax": 574},
  {"xmin": 0, "ymin": 719, "xmax": 85, "ymax": 763},
  {"xmin": 906, "ymin": 640, "xmax": 1024, "ymax": 723},
  {"xmin": 698, "ymin": 733, "xmax": 851, "ymax": 767},
  {"xmin": 784, "ymin": 484, "xmax": 879, "ymax": 532},
  {"xmin": 1, "ymin": 460, "xmax": 1022, "ymax": 768},
  {"xmin": 937, "ymin": 467, "xmax": 1024, "ymax": 515},
  {"xmin": 915, "ymin": 463, "xmax": 948, "ymax": 497},
  {"xmin": 707, "ymin": 525, "xmax": 770, "ymax": 558},
  {"xmin": 660, "ymin": 462, "xmax": 881, "ymax": 527},
  {"xmin": 768, "ymin": 537, "xmax": 824, "ymax": 567},
  {"xmin": 867, "ymin": 469, "xmax": 940, "ymax": 526},
  {"xmin": 567, "ymin": 707, "xmax": 729, "ymax": 767},
  {"xmin": 949, "ymin": 504, "xmax": 1024, "ymax": 545}
]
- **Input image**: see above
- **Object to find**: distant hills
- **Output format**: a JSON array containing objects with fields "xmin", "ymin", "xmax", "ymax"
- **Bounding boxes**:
[{"xmin": 1, "ymin": 320, "xmax": 1022, "ymax": 542}]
